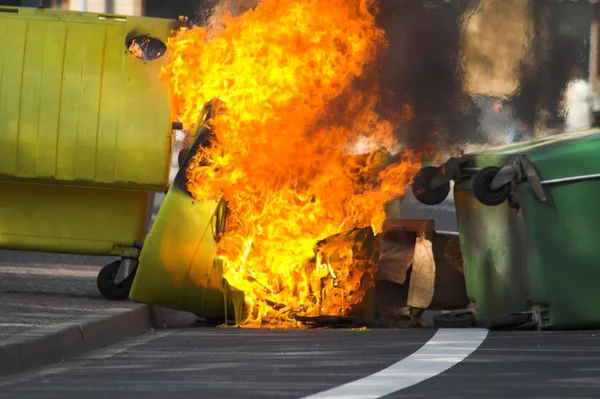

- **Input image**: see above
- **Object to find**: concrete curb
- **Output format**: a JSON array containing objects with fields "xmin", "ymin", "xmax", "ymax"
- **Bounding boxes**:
[{"xmin": 0, "ymin": 304, "xmax": 151, "ymax": 377}]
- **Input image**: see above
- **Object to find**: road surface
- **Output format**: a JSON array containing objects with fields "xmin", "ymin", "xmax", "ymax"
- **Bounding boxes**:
[
  {"xmin": 0, "ymin": 160, "xmax": 595, "ymax": 399},
  {"xmin": 0, "ymin": 327, "xmax": 598, "ymax": 398}
]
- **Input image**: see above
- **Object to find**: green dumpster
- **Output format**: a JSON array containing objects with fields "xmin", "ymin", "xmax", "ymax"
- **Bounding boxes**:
[{"xmin": 413, "ymin": 129, "xmax": 600, "ymax": 329}]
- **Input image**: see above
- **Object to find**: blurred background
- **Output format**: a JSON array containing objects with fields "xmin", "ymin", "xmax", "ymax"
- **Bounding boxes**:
[{"xmin": 1, "ymin": 0, "xmax": 598, "ymax": 148}]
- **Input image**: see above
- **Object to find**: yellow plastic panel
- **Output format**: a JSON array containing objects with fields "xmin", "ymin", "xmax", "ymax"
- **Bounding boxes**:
[
  {"xmin": 0, "ymin": 7, "xmax": 177, "ymax": 190},
  {"xmin": 130, "ymin": 187, "xmax": 241, "ymax": 321},
  {"xmin": 0, "ymin": 181, "xmax": 152, "ymax": 256}
]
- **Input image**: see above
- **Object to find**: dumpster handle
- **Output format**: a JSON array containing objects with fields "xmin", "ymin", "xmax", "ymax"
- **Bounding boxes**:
[
  {"xmin": 488, "ymin": 155, "xmax": 546, "ymax": 203},
  {"xmin": 541, "ymin": 173, "xmax": 600, "ymax": 186},
  {"xmin": 0, "ymin": 7, "xmax": 19, "ymax": 13}
]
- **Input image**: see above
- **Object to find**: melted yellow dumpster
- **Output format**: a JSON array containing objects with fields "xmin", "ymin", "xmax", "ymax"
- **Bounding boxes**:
[
  {"xmin": 129, "ymin": 184, "xmax": 243, "ymax": 322},
  {"xmin": 130, "ymin": 104, "xmax": 245, "ymax": 323}
]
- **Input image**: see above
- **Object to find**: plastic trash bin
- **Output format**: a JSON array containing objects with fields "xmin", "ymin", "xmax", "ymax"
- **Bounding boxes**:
[
  {"xmin": 130, "ymin": 103, "xmax": 245, "ymax": 323},
  {"xmin": 0, "ymin": 7, "xmax": 178, "ymax": 300},
  {"xmin": 413, "ymin": 129, "xmax": 600, "ymax": 329}
]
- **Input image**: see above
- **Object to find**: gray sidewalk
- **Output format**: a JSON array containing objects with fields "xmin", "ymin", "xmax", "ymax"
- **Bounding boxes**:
[
  {"xmin": 0, "ymin": 142, "xmax": 188, "ymax": 376},
  {"xmin": 0, "ymin": 255, "xmax": 152, "ymax": 376},
  {"xmin": 0, "ymin": 258, "xmax": 140, "ymax": 340},
  {"xmin": 0, "ymin": 252, "xmax": 116, "ymax": 334}
]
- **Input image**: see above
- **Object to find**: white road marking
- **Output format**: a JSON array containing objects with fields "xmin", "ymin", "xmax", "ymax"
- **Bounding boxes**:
[{"xmin": 302, "ymin": 328, "xmax": 488, "ymax": 399}]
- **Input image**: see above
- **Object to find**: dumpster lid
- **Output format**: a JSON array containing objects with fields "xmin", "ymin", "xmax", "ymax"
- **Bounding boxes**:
[
  {"xmin": 458, "ymin": 128, "xmax": 600, "ymax": 185},
  {"xmin": 465, "ymin": 129, "xmax": 600, "ymax": 158}
]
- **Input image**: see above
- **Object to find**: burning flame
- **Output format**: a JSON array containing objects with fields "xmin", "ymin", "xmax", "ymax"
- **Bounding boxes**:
[{"xmin": 162, "ymin": 0, "xmax": 422, "ymax": 327}]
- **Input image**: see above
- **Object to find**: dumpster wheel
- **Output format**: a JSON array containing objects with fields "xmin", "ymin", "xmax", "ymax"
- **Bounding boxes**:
[
  {"xmin": 97, "ymin": 260, "xmax": 135, "ymax": 301},
  {"xmin": 411, "ymin": 166, "xmax": 451, "ymax": 206},
  {"xmin": 473, "ymin": 166, "xmax": 511, "ymax": 206}
]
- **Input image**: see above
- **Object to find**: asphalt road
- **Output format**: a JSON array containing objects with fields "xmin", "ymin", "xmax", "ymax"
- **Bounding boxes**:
[{"xmin": 0, "ymin": 327, "xmax": 599, "ymax": 399}]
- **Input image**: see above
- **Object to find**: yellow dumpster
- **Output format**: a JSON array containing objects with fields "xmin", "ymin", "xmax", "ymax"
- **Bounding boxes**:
[
  {"xmin": 130, "ymin": 103, "xmax": 245, "ymax": 323},
  {"xmin": 128, "ymin": 183, "xmax": 242, "ymax": 321},
  {"xmin": 0, "ymin": 7, "xmax": 178, "ymax": 300}
]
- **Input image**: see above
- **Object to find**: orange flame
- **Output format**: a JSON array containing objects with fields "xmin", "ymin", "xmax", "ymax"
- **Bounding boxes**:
[{"xmin": 162, "ymin": 0, "xmax": 422, "ymax": 327}]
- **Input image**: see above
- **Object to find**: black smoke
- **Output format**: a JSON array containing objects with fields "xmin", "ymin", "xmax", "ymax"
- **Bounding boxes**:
[
  {"xmin": 153, "ymin": 0, "xmax": 595, "ymax": 147},
  {"xmin": 374, "ymin": 0, "xmax": 482, "ymax": 150}
]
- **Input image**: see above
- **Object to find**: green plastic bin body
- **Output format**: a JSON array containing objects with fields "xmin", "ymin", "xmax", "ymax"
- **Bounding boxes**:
[
  {"xmin": 455, "ymin": 129, "xmax": 600, "ymax": 329},
  {"xmin": 0, "ymin": 7, "xmax": 177, "ymax": 256}
]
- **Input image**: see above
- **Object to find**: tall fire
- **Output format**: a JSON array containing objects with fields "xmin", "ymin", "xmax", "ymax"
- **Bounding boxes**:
[{"xmin": 162, "ymin": 0, "xmax": 422, "ymax": 327}]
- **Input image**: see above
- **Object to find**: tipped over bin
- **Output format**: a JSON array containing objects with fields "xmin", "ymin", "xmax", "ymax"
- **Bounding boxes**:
[
  {"xmin": 412, "ymin": 129, "xmax": 600, "ymax": 330},
  {"xmin": 130, "ymin": 102, "xmax": 244, "ymax": 323}
]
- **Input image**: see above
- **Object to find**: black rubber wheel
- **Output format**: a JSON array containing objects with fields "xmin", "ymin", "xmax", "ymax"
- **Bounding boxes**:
[
  {"xmin": 178, "ymin": 147, "xmax": 190, "ymax": 168},
  {"xmin": 97, "ymin": 261, "xmax": 134, "ymax": 301},
  {"xmin": 411, "ymin": 166, "xmax": 451, "ymax": 206},
  {"xmin": 473, "ymin": 166, "xmax": 511, "ymax": 206},
  {"xmin": 485, "ymin": 313, "xmax": 532, "ymax": 331},
  {"xmin": 433, "ymin": 311, "xmax": 476, "ymax": 328}
]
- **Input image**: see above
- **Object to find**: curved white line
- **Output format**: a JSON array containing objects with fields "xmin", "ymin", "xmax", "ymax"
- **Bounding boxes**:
[{"xmin": 302, "ymin": 328, "xmax": 488, "ymax": 399}]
